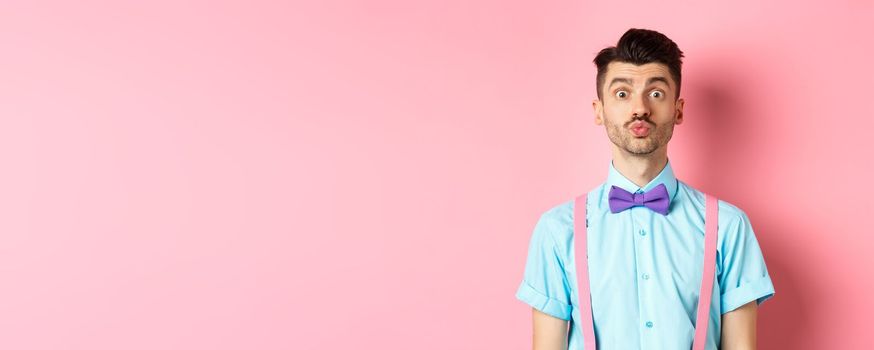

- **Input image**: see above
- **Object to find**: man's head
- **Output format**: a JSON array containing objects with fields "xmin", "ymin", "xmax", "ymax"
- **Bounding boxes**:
[{"xmin": 592, "ymin": 28, "xmax": 685, "ymax": 157}]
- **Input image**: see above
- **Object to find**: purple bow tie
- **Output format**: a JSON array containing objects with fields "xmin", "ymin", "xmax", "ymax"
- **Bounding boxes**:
[{"xmin": 608, "ymin": 183, "xmax": 670, "ymax": 215}]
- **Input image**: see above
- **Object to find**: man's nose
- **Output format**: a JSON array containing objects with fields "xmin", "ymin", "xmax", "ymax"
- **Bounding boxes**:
[{"xmin": 631, "ymin": 94, "xmax": 650, "ymax": 117}]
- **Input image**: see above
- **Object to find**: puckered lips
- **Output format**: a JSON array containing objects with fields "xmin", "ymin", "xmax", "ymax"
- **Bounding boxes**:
[{"xmin": 629, "ymin": 121, "xmax": 651, "ymax": 137}]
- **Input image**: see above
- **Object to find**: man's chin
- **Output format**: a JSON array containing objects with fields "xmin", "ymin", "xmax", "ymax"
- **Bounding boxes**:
[{"xmin": 623, "ymin": 144, "xmax": 658, "ymax": 155}]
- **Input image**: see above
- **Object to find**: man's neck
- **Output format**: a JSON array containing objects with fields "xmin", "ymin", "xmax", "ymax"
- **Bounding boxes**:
[{"xmin": 611, "ymin": 151, "xmax": 669, "ymax": 189}]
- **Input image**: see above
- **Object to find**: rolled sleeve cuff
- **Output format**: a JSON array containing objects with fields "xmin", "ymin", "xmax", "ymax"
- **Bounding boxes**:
[
  {"xmin": 515, "ymin": 280, "xmax": 572, "ymax": 321},
  {"xmin": 720, "ymin": 275, "xmax": 776, "ymax": 314}
]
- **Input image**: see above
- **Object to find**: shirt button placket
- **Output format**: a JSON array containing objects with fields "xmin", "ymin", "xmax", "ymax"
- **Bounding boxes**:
[{"xmin": 635, "ymin": 210, "xmax": 656, "ymax": 344}]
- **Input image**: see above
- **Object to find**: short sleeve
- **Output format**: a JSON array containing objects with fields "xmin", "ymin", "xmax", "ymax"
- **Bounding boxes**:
[
  {"xmin": 718, "ymin": 207, "xmax": 776, "ymax": 314},
  {"xmin": 515, "ymin": 211, "xmax": 572, "ymax": 321}
]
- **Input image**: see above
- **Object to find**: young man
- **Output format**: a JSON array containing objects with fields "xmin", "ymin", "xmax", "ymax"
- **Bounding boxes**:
[{"xmin": 515, "ymin": 28, "xmax": 775, "ymax": 349}]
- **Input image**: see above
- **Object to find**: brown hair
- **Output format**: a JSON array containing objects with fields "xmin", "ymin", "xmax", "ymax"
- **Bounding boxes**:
[{"xmin": 594, "ymin": 28, "xmax": 684, "ymax": 100}]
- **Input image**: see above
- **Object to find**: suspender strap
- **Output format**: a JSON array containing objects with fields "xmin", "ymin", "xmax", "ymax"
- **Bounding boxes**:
[
  {"xmin": 573, "ymin": 194, "xmax": 597, "ymax": 350},
  {"xmin": 693, "ymin": 194, "xmax": 719, "ymax": 350},
  {"xmin": 573, "ymin": 193, "xmax": 719, "ymax": 350}
]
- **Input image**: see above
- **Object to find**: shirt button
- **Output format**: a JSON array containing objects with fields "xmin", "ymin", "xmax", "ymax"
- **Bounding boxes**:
[
  {"xmin": 645, "ymin": 321, "xmax": 654, "ymax": 328},
  {"xmin": 642, "ymin": 273, "xmax": 650, "ymax": 280},
  {"xmin": 639, "ymin": 229, "xmax": 646, "ymax": 236}
]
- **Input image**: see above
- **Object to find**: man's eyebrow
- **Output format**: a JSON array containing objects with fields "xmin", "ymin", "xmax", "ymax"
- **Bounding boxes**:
[
  {"xmin": 607, "ymin": 76, "xmax": 671, "ymax": 89},
  {"xmin": 607, "ymin": 77, "xmax": 633, "ymax": 89},
  {"xmin": 646, "ymin": 76, "xmax": 670, "ymax": 86}
]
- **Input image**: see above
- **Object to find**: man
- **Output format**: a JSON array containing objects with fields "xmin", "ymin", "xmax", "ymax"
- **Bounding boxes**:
[{"xmin": 515, "ymin": 28, "xmax": 775, "ymax": 349}]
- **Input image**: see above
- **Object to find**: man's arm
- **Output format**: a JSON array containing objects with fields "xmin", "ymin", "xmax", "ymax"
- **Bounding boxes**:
[
  {"xmin": 721, "ymin": 300, "xmax": 757, "ymax": 349},
  {"xmin": 532, "ymin": 308, "xmax": 568, "ymax": 350}
]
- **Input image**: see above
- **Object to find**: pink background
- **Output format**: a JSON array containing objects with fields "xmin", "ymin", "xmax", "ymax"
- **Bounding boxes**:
[{"xmin": 1, "ymin": 1, "xmax": 872, "ymax": 349}]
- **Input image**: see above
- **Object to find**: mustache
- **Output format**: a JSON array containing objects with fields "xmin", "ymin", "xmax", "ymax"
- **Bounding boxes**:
[{"xmin": 626, "ymin": 117, "xmax": 655, "ymax": 127}]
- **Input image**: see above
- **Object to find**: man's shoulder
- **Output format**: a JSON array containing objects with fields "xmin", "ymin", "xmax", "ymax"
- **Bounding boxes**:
[
  {"xmin": 678, "ymin": 180, "xmax": 750, "ymax": 231},
  {"xmin": 537, "ymin": 197, "xmax": 575, "ymax": 229},
  {"xmin": 532, "ymin": 197, "xmax": 577, "ymax": 245}
]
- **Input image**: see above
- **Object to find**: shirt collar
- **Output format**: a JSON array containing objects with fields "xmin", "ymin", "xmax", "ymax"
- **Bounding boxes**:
[{"xmin": 606, "ymin": 158, "xmax": 679, "ymax": 202}]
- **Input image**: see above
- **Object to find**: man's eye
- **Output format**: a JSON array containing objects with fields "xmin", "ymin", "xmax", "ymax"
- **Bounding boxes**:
[
  {"xmin": 616, "ymin": 91, "xmax": 627, "ymax": 98},
  {"xmin": 650, "ymin": 91, "xmax": 663, "ymax": 98}
]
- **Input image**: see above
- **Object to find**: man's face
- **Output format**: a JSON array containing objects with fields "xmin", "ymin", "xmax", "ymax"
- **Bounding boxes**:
[{"xmin": 593, "ymin": 61, "xmax": 684, "ymax": 156}]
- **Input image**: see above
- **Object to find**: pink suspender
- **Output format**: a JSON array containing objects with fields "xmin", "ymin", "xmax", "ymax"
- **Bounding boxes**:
[
  {"xmin": 694, "ymin": 194, "xmax": 719, "ymax": 350},
  {"xmin": 573, "ymin": 193, "xmax": 597, "ymax": 350},
  {"xmin": 573, "ymin": 193, "xmax": 719, "ymax": 350}
]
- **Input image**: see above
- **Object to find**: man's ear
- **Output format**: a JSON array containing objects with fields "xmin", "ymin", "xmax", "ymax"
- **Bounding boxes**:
[
  {"xmin": 674, "ymin": 97, "xmax": 685, "ymax": 125},
  {"xmin": 593, "ymin": 98, "xmax": 603, "ymax": 125}
]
